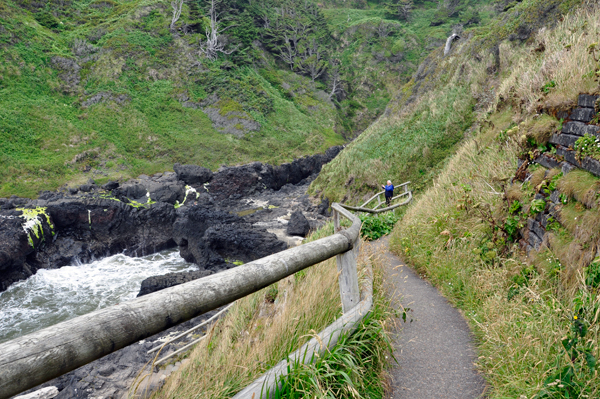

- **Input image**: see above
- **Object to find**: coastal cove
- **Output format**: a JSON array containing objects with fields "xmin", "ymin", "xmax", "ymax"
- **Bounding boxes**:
[
  {"xmin": 1, "ymin": 147, "xmax": 341, "ymax": 398},
  {"xmin": 0, "ymin": 146, "xmax": 341, "ymax": 292}
]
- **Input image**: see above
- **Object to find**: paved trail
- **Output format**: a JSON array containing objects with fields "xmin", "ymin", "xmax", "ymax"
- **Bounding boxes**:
[{"xmin": 369, "ymin": 237, "xmax": 486, "ymax": 399}]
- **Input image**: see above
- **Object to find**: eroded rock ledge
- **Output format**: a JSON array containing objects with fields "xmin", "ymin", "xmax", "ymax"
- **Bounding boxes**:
[{"xmin": 0, "ymin": 146, "xmax": 341, "ymax": 293}]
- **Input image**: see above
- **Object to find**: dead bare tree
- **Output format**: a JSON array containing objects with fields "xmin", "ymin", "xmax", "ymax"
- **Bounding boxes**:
[
  {"xmin": 278, "ymin": 35, "xmax": 297, "ymax": 69},
  {"xmin": 261, "ymin": 14, "xmax": 270, "ymax": 29},
  {"xmin": 288, "ymin": 21, "xmax": 309, "ymax": 54},
  {"xmin": 387, "ymin": 0, "xmax": 413, "ymax": 21},
  {"xmin": 328, "ymin": 65, "xmax": 343, "ymax": 100},
  {"xmin": 170, "ymin": 0, "xmax": 184, "ymax": 32},
  {"xmin": 275, "ymin": 20, "xmax": 309, "ymax": 71},
  {"xmin": 199, "ymin": 0, "xmax": 239, "ymax": 60}
]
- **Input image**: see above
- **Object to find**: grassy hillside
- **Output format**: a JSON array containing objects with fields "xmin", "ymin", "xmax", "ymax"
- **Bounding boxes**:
[
  {"xmin": 390, "ymin": 3, "xmax": 600, "ymax": 395},
  {"xmin": 310, "ymin": 0, "xmax": 584, "ymax": 203},
  {"xmin": 320, "ymin": 0, "xmax": 496, "ymax": 134},
  {"xmin": 313, "ymin": 0, "xmax": 600, "ymax": 396},
  {"xmin": 0, "ymin": 0, "xmax": 496, "ymax": 198},
  {"xmin": 0, "ymin": 0, "xmax": 346, "ymax": 197}
]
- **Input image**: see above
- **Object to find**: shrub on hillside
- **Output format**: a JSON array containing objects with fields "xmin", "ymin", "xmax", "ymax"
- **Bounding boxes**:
[
  {"xmin": 35, "ymin": 11, "xmax": 60, "ymax": 30},
  {"xmin": 359, "ymin": 212, "xmax": 399, "ymax": 240}
]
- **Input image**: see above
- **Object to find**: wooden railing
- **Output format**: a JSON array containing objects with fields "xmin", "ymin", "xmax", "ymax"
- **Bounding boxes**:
[
  {"xmin": 0, "ymin": 193, "xmax": 412, "ymax": 399},
  {"xmin": 236, "ymin": 185, "xmax": 412, "ymax": 398},
  {"xmin": 234, "ymin": 204, "xmax": 366, "ymax": 398},
  {"xmin": 341, "ymin": 181, "xmax": 412, "ymax": 214}
]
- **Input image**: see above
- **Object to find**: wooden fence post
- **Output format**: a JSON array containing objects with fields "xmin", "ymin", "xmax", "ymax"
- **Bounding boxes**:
[
  {"xmin": 333, "ymin": 208, "xmax": 340, "ymax": 232},
  {"xmin": 336, "ymin": 236, "xmax": 360, "ymax": 313}
]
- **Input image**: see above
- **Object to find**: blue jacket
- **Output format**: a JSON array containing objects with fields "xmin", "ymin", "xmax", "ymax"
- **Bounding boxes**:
[{"xmin": 383, "ymin": 184, "xmax": 394, "ymax": 194}]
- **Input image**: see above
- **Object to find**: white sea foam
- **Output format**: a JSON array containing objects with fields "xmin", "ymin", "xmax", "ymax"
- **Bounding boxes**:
[{"xmin": 0, "ymin": 249, "xmax": 196, "ymax": 344}]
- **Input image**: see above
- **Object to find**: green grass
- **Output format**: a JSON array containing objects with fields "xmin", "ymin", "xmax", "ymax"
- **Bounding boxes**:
[
  {"xmin": 359, "ymin": 212, "xmax": 400, "ymax": 241},
  {"xmin": 322, "ymin": 7, "xmax": 389, "ymax": 30},
  {"xmin": 390, "ymin": 130, "xmax": 600, "ymax": 397},
  {"xmin": 0, "ymin": 0, "xmax": 505, "ymax": 198},
  {"xmin": 0, "ymin": 0, "xmax": 347, "ymax": 197},
  {"xmin": 310, "ymin": 85, "xmax": 474, "ymax": 202},
  {"xmin": 310, "ymin": 0, "xmax": 599, "ymax": 396},
  {"xmin": 311, "ymin": 0, "xmax": 588, "ymax": 205}
]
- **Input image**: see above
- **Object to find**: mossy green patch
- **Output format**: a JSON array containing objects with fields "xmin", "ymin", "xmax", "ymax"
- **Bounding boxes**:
[
  {"xmin": 174, "ymin": 185, "xmax": 198, "ymax": 209},
  {"xmin": 17, "ymin": 206, "xmax": 54, "ymax": 247}
]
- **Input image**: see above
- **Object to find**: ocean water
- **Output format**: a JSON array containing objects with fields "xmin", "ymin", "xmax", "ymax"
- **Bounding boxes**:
[{"xmin": 0, "ymin": 249, "xmax": 195, "ymax": 344}]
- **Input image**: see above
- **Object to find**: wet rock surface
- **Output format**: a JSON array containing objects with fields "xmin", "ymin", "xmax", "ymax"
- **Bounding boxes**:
[
  {"xmin": 0, "ymin": 146, "xmax": 341, "ymax": 293},
  {"xmin": 173, "ymin": 163, "xmax": 212, "ymax": 186},
  {"xmin": 137, "ymin": 270, "xmax": 214, "ymax": 297}
]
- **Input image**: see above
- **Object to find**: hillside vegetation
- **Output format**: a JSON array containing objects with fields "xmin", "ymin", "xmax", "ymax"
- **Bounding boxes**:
[
  {"xmin": 0, "ymin": 0, "xmax": 495, "ymax": 198},
  {"xmin": 314, "ymin": 0, "xmax": 600, "ymax": 396},
  {"xmin": 310, "ymin": 0, "xmax": 585, "ymax": 202}
]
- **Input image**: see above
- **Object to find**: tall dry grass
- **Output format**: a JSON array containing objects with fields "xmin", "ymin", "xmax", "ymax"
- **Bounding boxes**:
[
  {"xmin": 272, "ymin": 246, "xmax": 396, "ymax": 399},
  {"xmin": 390, "ymin": 114, "xmax": 600, "ymax": 397},
  {"xmin": 387, "ymin": 3, "xmax": 600, "ymax": 390},
  {"xmin": 496, "ymin": 3, "xmax": 600, "ymax": 113},
  {"xmin": 149, "ymin": 222, "xmax": 389, "ymax": 399}
]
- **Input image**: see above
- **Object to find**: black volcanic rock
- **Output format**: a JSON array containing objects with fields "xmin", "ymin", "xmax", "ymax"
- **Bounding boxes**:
[
  {"xmin": 37, "ymin": 199, "xmax": 177, "ymax": 265},
  {"xmin": 172, "ymin": 205, "xmax": 286, "ymax": 269},
  {"xmin": 208, "ymin": 146, "xmax": 343, "ymax": 200},
  {"xmin": 172, "ymin": 205, "xmax": 241, "ymax": 266},
  {"xmin": 209, "ymin": 162, "xmax": 271, "ymax": 200},
  {"xmin": 317, "ymin": 198, "xmax": 331, "ymax": 216},
  {"xmin": 102, "ymin": 180, "xmax": 119, "ymax": 190},
  {"xmin": 137, "ymin": 269, "xmax": 213, "ymax": 297},
  {"xmin": 203, "ymin": 223, "xmax": 287, "ymax": 266},
  {"xmin": 0, "ymin": 145, "xmax": 342, "ymax": 292},
  {"xmin": 115, "ymin": 182, "xmax": 147, "ymax": 200},
  {"xmin": 287, "ymin": 211, "xmax": 310, "ymax": 237},
  {"xmin": 174, "ymin": 163, "xmax": 213, "ymax": 185}
]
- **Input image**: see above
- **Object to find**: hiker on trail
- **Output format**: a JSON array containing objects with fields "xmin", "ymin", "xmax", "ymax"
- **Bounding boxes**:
[{"xmin": 382, "ymin": 180, "xmax": 394, "ymax": 206}]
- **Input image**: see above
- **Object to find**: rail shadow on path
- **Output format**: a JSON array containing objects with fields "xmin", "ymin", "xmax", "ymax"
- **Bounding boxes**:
[{"xmin": 368, "ymin": 236, "xmax": 486, "ymax": 399}]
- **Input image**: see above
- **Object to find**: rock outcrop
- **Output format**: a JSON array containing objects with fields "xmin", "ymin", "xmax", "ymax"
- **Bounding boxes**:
[
  {"xmin": 137, "ymin": 270, "xmax": 213, "ymax": 297},
  {"xmin": 173, "ymin": 163, "xmax": 213, "ymax": 186},
  {"xmin": 0, "ymin": 146, "xmax": 342, "ymax": 292},
  {"xmin": 287, "ymin": 211, "xmax": 310, "ymax": 237}
]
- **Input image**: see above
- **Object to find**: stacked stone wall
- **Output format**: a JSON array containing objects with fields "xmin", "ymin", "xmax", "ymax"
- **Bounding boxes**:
[{"xmin": 520, "ymin": 94, "xmax": 599, "ymax": 253}]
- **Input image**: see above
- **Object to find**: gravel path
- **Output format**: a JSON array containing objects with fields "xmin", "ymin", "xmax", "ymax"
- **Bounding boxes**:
[{"xmin": 372, "ymin": 237, "xmax": 486, "ymax": 399}]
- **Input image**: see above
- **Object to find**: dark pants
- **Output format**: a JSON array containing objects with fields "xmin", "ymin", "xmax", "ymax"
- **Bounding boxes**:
[{"xmin": 385, "ymin": 192, "xmax": 393, "ymax": 206}]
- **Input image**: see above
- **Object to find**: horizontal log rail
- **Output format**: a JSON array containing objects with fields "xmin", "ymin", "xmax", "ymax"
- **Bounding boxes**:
[
  {"xmin": 236, "ymin": 188, "xmax": 411, "ymax": 397},
  {"xmin": 234, "ymin": 203, "xmax": 365, "ymax": 398}
]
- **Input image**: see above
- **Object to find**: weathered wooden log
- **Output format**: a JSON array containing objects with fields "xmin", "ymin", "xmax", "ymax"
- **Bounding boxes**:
[
  {"xmin": 13, "ymin": 387, "xmax": 59, "ymax": 399},
  {"xmin": 0, "ymin": 205, "xmax": 360, "ymax": 399}
]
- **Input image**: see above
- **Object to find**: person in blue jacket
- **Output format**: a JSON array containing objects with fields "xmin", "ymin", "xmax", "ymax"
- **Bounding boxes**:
[{"xmin": 382, "ymin": 180, "xmax": 394, "ymax": 206}]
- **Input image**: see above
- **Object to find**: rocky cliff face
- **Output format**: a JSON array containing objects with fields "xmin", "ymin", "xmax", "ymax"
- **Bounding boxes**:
[{"xmin": 0, "ymin": 146, "xmax": 342, "ymax": 292}]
